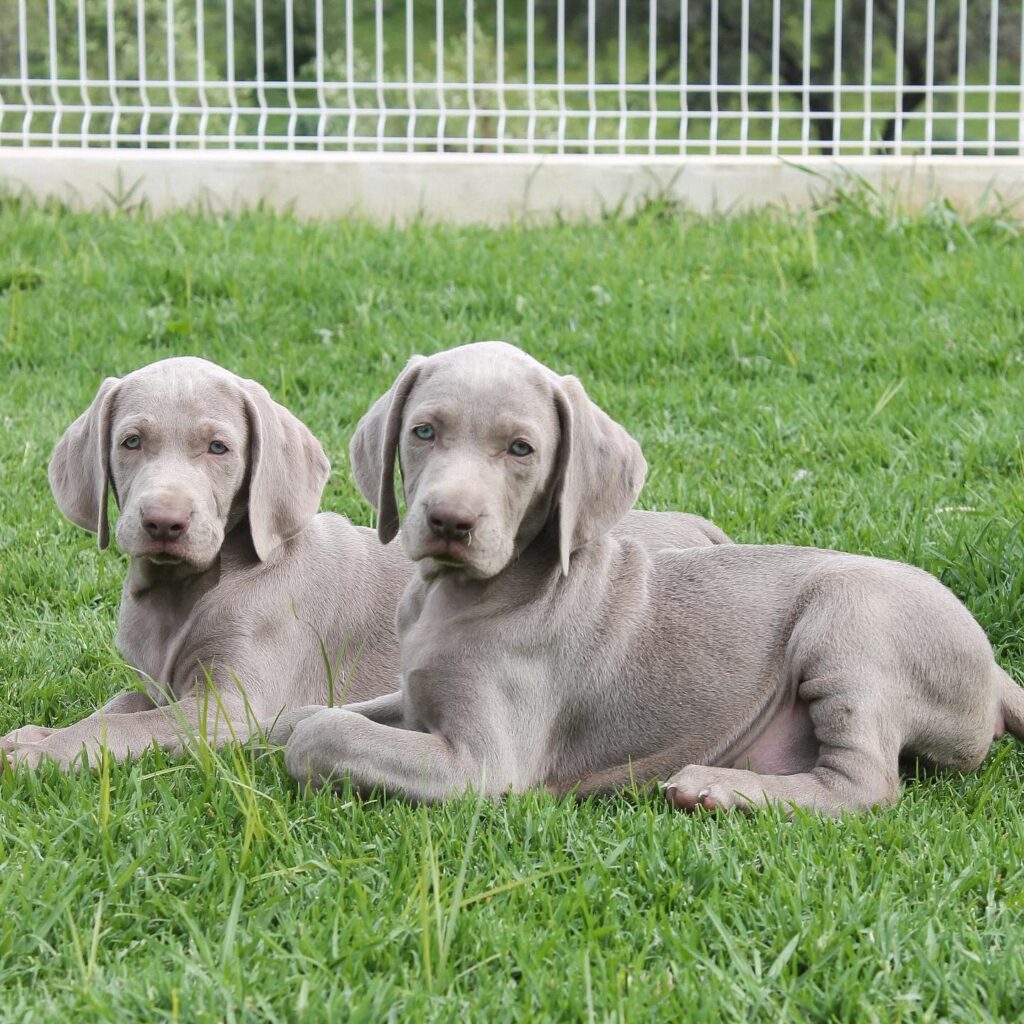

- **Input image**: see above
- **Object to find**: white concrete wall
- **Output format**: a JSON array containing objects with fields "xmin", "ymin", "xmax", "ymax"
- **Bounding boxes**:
[{"xmin": 1, "ymin": 150, "xmax": 1023, "ymax": 224}]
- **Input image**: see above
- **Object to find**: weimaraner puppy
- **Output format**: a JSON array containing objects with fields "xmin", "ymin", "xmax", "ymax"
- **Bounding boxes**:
[
  {"xmin": 1, "ymin": 357, "xmax": 411, "ymax": 769},
  {"xmin": 273, "ymin": 341, "xmax": 1024, "ymax": 814},
  {"xmin": 2, "ymin": 356, "xmax": 728, "ymax": 770}
]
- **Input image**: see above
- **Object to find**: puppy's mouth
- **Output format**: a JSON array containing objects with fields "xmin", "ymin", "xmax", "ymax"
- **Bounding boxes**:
[
  {"xmin": 147, "ymin": 553, "xmax": 186, "ymax": 566},
  {"xmin": 128, "ymin": 541, "xmax": 196, "ymax": 567},
  {"xmin": 419, "ymin": 539, "xmax": 474, "ymax": 565}
]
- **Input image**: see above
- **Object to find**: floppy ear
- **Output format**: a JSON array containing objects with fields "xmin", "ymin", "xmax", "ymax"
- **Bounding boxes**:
[
  {"xmin": 48, "ymin": 377, "xmax": 121, "ymax": 549},
  {"xmin": 551, "ymin": 376, "xmax": 647, "ymax": 575},
  {"xmin": 348, "ymin": 356, "xmax": 425, "ymax": 544},
  {"xmin": 240, "ymin": 380, "xmax": 330, "ymax": 561}
]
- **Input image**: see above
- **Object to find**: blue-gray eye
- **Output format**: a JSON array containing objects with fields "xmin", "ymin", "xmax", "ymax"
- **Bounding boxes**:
[
  {"xmin": 122, "ymin": 435, "xmax": 141, "ymax": 450},
  {"xmin": 413, "ymin": 424, "xmax": 435, "ymax": 441},
  {"xmin": 509, "ymin": 440, "xmax": 533, "ymax": 457},
  {"xmin": 208, "ymin": 441, "xmax": 228, "ymax": 455}
]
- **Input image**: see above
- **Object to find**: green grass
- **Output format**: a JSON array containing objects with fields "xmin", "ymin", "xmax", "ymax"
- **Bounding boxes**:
[{"xmin": 2, "ymin": 191, "xmax": 1024, "ymax": 1021}]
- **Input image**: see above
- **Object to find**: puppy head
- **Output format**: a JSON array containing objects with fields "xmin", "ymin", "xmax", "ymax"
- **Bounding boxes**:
[
  {"xmin": 49, "ymin": 357, "xmax": 329, "ymax": 571},
  {"xmin": 349, "ymin": 341, "xmax": 646, "ymax": 578}
]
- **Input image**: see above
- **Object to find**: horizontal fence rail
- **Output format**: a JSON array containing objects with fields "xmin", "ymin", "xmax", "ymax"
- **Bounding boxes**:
[{"xmin": 1, "ymin": 1, "xmax": 1022, "ymax": 156}]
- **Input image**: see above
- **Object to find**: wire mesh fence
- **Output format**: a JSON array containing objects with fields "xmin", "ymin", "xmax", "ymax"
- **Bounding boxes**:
[{"xmin": 1, "ymin": 1, "xmax": 1022, "ymax": 155}]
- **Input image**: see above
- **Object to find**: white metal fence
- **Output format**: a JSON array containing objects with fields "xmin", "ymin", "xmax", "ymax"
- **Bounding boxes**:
[{"xmin": 1, "ymin": 1, "xmax": 1022, "ymax": 156}]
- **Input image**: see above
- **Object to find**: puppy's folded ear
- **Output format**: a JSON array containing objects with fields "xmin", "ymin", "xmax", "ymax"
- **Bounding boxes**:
[
  {"xmin": 552, "ymin": 376, "xmax": 647, "ymax": 575},
  {"xmin": 348, "ymin": 355, "xmax": 425, "ymax": 544},
  {"xmin": 49, "ymin": 377, "xmax": 121, "ymax": 549},
  {"xmin": 241, "ymin": 380, "xmax": 330, "ymax": 561}
]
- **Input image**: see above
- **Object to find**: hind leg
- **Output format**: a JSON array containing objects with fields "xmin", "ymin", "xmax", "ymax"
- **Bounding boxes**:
[{"xmin": 666, "ymin": 670, "xmax": 902, "ymax": 816}]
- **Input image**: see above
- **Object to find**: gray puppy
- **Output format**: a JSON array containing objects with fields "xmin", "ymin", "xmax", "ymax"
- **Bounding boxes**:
[
  {"xmin": 2, "ymin": 357, "xmax": 410, "ymax": 768},
  {"xmin": 2, "ymin": 355, "xmax": 726, "ymax": 770},
  {"xmin": 276, "ymin": 341, "xmax": 1024, "ymax": 814}
]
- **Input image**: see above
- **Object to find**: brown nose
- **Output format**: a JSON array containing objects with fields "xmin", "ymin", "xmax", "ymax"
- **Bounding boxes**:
[
  {"xmin": 428, "ymin": 503, "xmax": 478, "ymax": 542},
  {"xmin": 142, "ymin": 507, "xmax": 190, "ymax": 542}
]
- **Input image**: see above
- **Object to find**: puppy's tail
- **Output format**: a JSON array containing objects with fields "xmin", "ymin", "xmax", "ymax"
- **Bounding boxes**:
[{"xmin": 996, "ymin": 666, "xmax": 1024, "ymax": 740}]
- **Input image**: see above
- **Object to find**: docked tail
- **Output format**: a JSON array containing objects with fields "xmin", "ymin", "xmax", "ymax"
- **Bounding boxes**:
[{"xmin": 997, "ymin": 667, "xmax": 1024, "ymax": 740}]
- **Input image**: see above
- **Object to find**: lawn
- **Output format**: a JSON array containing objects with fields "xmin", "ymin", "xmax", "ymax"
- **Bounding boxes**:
[{"xmin": 1, "ymin": 191, "xmax": 1023, "ymax": 1022}]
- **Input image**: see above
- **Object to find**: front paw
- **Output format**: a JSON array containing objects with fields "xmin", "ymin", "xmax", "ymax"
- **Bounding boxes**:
[
  {"xmin": 2, "ymin": 740, "xmax": 75, "ymax": 771},
  {"xmin": 265, "ymin": 705, "xmax": 330, "ymax": 746},
  {"xmin": 283, "ymin": 708, "xmax": 355, "ymax": 789}
]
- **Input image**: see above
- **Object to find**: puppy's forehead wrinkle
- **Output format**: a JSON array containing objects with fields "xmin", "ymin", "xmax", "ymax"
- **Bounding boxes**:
[
  {"xmin": 118, "ymin": 367, "xmax": 245, "ymax": 427},
  {"xmin": 414, "ymin": 361, "xmax": 555, "ymax": 436}
]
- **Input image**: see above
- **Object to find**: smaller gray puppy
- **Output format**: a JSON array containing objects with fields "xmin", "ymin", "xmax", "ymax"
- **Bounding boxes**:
[
  {"xmin": 276, "ymin": 342, "xmax": 1024, "ymax": 813},
  {"xmin": 2, "ymin": 357, "xmax": 411, "ymax": 769}
]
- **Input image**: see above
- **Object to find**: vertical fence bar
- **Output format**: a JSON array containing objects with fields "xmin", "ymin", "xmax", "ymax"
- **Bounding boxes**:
[
  {"xmin": 375, "ymin": 0, "xmax": 387, "ymax": 150},
  {"xmin": 709, "ymin": 0, "xmax": 719, "ymax": 155},
  {"xmin": 679, "ymin": 0, "xmax": 688, "ymax": 154},
  {"xmin": 467, "ymin": 0, "xmax": 478, "ymax": 152},
  {"xmin": 197, "ymin": 0, "xmax": 209, "ymax": 148},
  {"xmin": 524, "ymin": 0, "xmax": 535, "ymax": 152},
  {"xmin": 956, "ymin": 0, "xmax": 966, "ymax": 154},
  {"xmin": 617, "ymin": 0, "xmax": 627, "ymax": 152},
  {"xmin": 76, "ymin": 0, "xmax": 91, "ymax": 145},
  {"xmin": 988, "ymin": 0, "xmax": 999, "ymax": 156},
  {"xmin": 924, "ymin": 0, "xmax": 935, "ymax": 154},
  {"xmin": 739, "ymin": 0, "xmax": 749, "ymax": 155},
  {"xmin": 496, "ymin": 0, "xmax": 506, "ymax": 153},
  {"xmin": 894, "ymin": 0, "xmax": 905, "ymax": 154},
  {"xmin": 436, "ymin": 0, "xmax": 447, "ymax": 152},
  {"xmin": 1019, "ymin": 2, "xmax": 1024, "ymax": 155},
  {"xmin": 254, "ymin": 0, "xmax": 268, "ymax": 148},
  {"xmin": 863, "ymin": 0, "xmax": 873, "ymax": 153},
  {"xmin": 47, "ymin": 0, "xmax": 61, "ymax": 146},
  {"xmin": 771, "ymin": 0, "xmax": 780, "ymax": 153},
  {"xmin": 285, "ymin": 0, "xmax": 298, "ymax": 150},
  {"xmin": 18, "ymin": 0, "xmax": 31, "ymax": 144},
  {"xmin": 138, "ymin": 0, "xmax": 152, "ymax": 148},
  {"xmin": 406, "ymin": 0, "xmax": 417, "ymax": 152},
  {"xmin": 468, "ymin": 0, "xmax": 479, "ymax": 152},
  {"xmin": 107, "ymin": 0, "xmax": 121, "ymax": 146},
  {"xmin": 801, "ymin": 0, "xmax": 811, "ymax": 155},
  {"xmin": 225, "ymin": 0, "xmax": 238, "ymax": 147},
  {"xmin": 586, "ymin": 0, "xmax": 596, "ymax": 154},
  {"xmin": 345, "ymin": 0, "xmax": 356, "ymax": 150},
  {"xmin": 167, "ymin": 0, "xmax": 180, "ymax": 148},
  {"xmin": 557, "ymin": 0, "xmax": 566, "ymax": 153},
  {"xmin": 832, "ymin": 0, "xmax": 842, "ymax": 155},
  {"xmin": 316, "ymin": 0, "xmax": 328, "ymax": 151},
  {"xmin": 648, "ymin": 0, "xmax": 658, "ymax": 154}
]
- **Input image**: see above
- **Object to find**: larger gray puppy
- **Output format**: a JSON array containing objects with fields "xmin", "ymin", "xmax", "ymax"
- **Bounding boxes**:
[
  {"xmin": 277, "ymin": 341, "xmax": 1024, "ymax": 814},
  {"xmin": 2, "ymin": 356, "xmax": 727, "ymax": 770}
]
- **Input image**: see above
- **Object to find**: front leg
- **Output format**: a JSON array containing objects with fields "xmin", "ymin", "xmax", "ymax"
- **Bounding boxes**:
[
  {"xmin": 284, "ymin": 708, "xmax": 507, "ymax": 803},
  {"xmin": 2, "ymin": 690, "xmax": 256, "ymax": 770},
  {"xmin": 1, "ymin": 689, "xmax": 157, "ymax": 746}
]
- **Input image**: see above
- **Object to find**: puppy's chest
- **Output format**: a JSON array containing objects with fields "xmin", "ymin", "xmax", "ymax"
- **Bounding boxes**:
[
  {"xmin": 117, "ymin": 591, "xmax": 204, "ymax": 691},
  {"xmin": 398, "ymin": 597, "xmax": 495, "ymax": 729}
]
